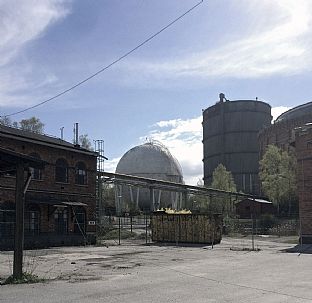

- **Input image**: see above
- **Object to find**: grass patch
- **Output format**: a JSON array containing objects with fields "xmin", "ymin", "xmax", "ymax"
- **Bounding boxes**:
[
  {"xmin": 230, "ymin": 247, "xmax": 261, "ymax": 252},
  {"xmin": 102, "ymin": 229, "xmax": 136, "ymax": 240},
  {"xmin": 2, "ymin": 272, "xmax": 45, "ymax": 285}
]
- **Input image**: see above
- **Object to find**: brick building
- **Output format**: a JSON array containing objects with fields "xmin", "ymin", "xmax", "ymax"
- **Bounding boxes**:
[
  {"xmin": 0, "ymin": 124, "xmax": 97, "ymax": 249},
  {"xmin": 295, "ymin": 124, "xmax": 312, "ymax": 244},
  {"xmin": 257, "ymin": 102, "xmax": 312, "ymax": 243},
  {"xmin": 235, "ymin": 198, "xmax": 275, "ymax": 219},
  {"xmin": 258, "ymin": 104, "xmax": 312, "ymax": 158}
]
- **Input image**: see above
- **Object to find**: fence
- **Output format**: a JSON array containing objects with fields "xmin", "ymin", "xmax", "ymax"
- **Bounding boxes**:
[
  {"xmin": 224, "ymin": 217, "xmax": 299, "ymax": 237},
  {"xmin": 0, "ymin": 209, "xmax": 41, "ymax": 238},
  {"xmin": 97, "ymin": 213, "xmax": 223, "ymax": 246},
  {"xmin": 97, "ymin": 215, "xmax": 152, "ymax": 245}
]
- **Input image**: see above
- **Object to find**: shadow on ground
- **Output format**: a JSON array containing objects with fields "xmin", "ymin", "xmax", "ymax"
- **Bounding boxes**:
[
  {"xmin": 281, "ymin": 244, "xmax": 312, "ymax": 254},
  {"xmin": 145, "ymin": 242, "xmax": 213, "ymax": 248}
]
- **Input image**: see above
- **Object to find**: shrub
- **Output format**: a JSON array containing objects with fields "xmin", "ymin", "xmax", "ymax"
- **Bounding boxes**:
[
  {"xmin": 2, "ymin": 272, "xmax": 44, "ymax": 285},
  {"xmin": 258, "ymin": 214, "xmax": 277, "ymax": 231}
]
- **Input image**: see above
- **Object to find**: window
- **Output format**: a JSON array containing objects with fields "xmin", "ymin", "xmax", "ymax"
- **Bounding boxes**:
[
  {"xmin": 29, "ymin": 153, "xmax": 42, "ymax": 180},
  {"xmin": 73, "ymin": 207, "xmax": 86, "ymax": 234},
  {"xmin": 75, "ymin": 162, "xmax": 87, "ymax": 185},
  {"xmin": 0, "ymin": 203, "xmax": 15, "ymax": 238},
  {"xmin": 25, "ymin": 205, "xmax": 40, "ymax": 236},
  {"xmin": 55, "ymin": 158, "xmax": 69, "ymax": 183},
  {"xmin": 54, "ymin": 208, "xmax": 68, "ymax": 234}
]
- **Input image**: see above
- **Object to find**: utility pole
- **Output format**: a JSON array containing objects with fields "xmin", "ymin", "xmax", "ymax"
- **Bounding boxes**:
[{"xmin": 13, "ymin": 160, "xmax": 25, "ymax": 279}]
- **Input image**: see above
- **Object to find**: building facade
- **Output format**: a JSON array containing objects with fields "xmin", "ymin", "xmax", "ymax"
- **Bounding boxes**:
[
  {"xmin": 0, "ymin": 125, "xmax": 97, "ymax": 249},
  {"xmin": 258, "ymin": 102, "xmax": 312, "ymax": 242},
  {"xmin": 258, "ymin": 103, "xmax": 312, "ymax": 158},
  {"xmin": 295, "ymin": 124, "xmax": 312, "ymax": 244},
  {"xmin": 235, "ymin": 198, "xmax": 275, "ymax": 219}
]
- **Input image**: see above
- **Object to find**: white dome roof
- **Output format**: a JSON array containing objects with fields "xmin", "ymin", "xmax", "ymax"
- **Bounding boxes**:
[{"xmin": 116, "ymin": 141, "xmax": 183, "ymax": 182}]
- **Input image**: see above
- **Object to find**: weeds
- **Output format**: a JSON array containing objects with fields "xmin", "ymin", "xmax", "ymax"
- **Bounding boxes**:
[
  {"xmin": 103, "ymin": 229, "xmax": 135, "ymax": 240},
  {"xmin": 2, "ymin": 272, "xmax": 45, "ymax": 285}
]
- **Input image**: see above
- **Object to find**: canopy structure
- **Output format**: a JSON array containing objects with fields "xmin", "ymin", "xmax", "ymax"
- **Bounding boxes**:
[
  {"xmin": 0, "ymin": 147, "xmax": 45, "ymax": 174},
  {"xmin": 98, "ymin": 171, "xmax": 255, "ymax": 213}
]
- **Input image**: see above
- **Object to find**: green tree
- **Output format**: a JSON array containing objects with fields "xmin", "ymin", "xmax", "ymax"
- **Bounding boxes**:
[
  {"xmin": 1, "ymin": 116, "xmax": 45, "ymax": 134},
  {"xmin": 101, "ymin": 183, "xmax": 116, "ymax": 215},
  {"xmin": 19, "ymin": 117, "xmax": 44, "ymax": 134},
  {"xmin": 259, "ymin": 145, "xmax": 297, "ymax": 216},
  {"xmin": 211, "ymin": 164, "xmax": 237, "ymax": 192},
  {"xmin": 77, "ymin": 134, "xmax": 93, "ymax": 150},
  {"xmin": 0, "ymin": 116, "xmax": 13, "ymax": 126},
  {"xmin": 210, "ymin": 164, "xmax": 237, "ymax": 215}
]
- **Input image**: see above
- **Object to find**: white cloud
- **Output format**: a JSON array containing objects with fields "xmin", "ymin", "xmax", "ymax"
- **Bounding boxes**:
[
  {"xmin": 105, "ymin": 156, "xmax": 121, "ymax": 173},
  {"xmin": 271, "ymin": 106, "xmax": 291, "ymax": 122},
  {"xmin": 0, "ymin": 0, "xmax": 70, "ymax": 108},
  {"xmin": 134, "ymin": 105, "xmax": 290, "ymax": 185},
  {"xmin": 121, "ymin": 0, "xmax": 312, "ymax": 83},
  {"xmin": 103, "ymin": 117, "xmax": 203, "ymax": 185},
  {"xmin": 143, "ymin": 116, "xmax": 203, "ymax": 185},
  {"xmin": 102, "ymin": 116, "xmax": 204, "ymax": 185}
]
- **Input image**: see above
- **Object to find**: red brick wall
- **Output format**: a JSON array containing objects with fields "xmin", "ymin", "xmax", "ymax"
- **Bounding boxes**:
[
  {"xmin": 258, "ymin": 113, "xmax": 312, "ymax": 158},
  {"xmin": 0, "ymin": 134, "xmax": 97, "ymax": 236},
  {"xmin": 295, "ymin": 127, "xmax": 312, "ymax": 243}
]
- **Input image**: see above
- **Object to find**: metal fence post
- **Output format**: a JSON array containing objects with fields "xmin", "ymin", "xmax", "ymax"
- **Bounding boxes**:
[
  {"xmin": 251, "ymin": 214, "xmax": 255, "ymax": 251},
  {"xmin": 118, "ymin": 216, "xmax": 121, "ymax": 245},
  {"xmin": 145, "ymin": 214, "xmax": 148, "ymax": 244},
  {"xmin": 130, "ymin": 216, "xmax": 133, "ymax": 233}
]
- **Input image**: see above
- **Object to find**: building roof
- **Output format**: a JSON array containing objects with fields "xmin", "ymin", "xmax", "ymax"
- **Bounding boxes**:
[
  {"xmin": 0, "ymin": 147, "xmax": 46, "ymax": 172},
  {"xmin": 0, "ymin": 124, "xmax": 97, "ymax": 157},
  {"xmin": 276, "ymin": 101, "xmax": 312, "ymax": 122},
  {"xmin": 235, "ymin": 198, "xmax": 273, "ymax": 204},
  {"xmin": 116, "ymin": 141, "xmax": 183, "ymax": 180}
]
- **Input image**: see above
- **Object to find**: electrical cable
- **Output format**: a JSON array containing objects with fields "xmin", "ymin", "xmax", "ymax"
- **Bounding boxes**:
[{"xmin": 2, "ymin": 0, "xmax": 204, "ymax": 118}]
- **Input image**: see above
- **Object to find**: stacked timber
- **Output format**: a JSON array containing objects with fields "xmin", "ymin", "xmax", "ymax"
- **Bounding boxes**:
[{"xmin": 151, "ymin": 213, "xmax": 222, "ymax": 244}]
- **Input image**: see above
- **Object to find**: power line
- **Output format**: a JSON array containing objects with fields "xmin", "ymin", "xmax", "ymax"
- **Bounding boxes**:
[{"xmin": 2, "ymin": 0, "xmax": 204, "ymax": 118}]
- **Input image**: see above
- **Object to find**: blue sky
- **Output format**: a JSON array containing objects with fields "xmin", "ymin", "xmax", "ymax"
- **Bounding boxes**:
[{"xmin": 1, "ymin": 0, "xmax": 311, "ymax": 184}]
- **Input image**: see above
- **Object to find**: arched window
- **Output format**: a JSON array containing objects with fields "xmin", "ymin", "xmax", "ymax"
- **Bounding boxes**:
[
  {"xmin": 75, "ymin": 162, "xmax": 87, "ymax": 185},
  {"xmin": 29, "ymin": 153, "xmax": 42, "ymax": 180},
  {"xmin": 55, "ymin": 158, "xmax": 69, "ymax": 183}
]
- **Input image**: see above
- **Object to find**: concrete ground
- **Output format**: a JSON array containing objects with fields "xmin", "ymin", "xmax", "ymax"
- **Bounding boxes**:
[{"xmin": 0, "ymin": 236, "xmax": 312, "ymax": 303}]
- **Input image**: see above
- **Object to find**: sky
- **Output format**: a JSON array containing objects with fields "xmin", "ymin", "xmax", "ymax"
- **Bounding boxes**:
[{"xmin": 1, "ymin": 0, "xmax": 312, "ymax": 184}]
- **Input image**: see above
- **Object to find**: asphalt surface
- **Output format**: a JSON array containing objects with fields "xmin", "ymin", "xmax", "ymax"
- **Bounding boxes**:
[{"xmin": 0, "ymin": 237, "xmax": 312, "ymax": 303}]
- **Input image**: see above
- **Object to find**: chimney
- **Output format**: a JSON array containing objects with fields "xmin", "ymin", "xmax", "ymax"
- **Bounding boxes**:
[
  {"xmin": 74, "ymin": 123, "xmax": 80, "ymax": 147},
  {"xmin": 219, "ymin": 93, "xmax": 225, "ymax": 102}
]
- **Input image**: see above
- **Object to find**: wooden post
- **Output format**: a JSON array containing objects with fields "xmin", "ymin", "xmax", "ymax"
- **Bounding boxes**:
[{"xmin": 13, "ymin": 161, "xmax": 25, "ymax": 279}]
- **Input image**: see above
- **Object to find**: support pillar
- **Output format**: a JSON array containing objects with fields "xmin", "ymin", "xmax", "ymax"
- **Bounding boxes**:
[
  {"xmin": 183, "ymin": 191, "xmax": 188, "ymax": 210},
  {"xmin": 150, "ymin": 187, "xmax": 155, "ymax": 211}
]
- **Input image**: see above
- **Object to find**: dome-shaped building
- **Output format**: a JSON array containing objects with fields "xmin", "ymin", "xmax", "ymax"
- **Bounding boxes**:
[
  {"xmin": 115, "ymin": 141, "xmax": 183, "ymax": 212},
  {"xmin": 275, "ymin": 101, "xmax": 312, "ymax": 122}
]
